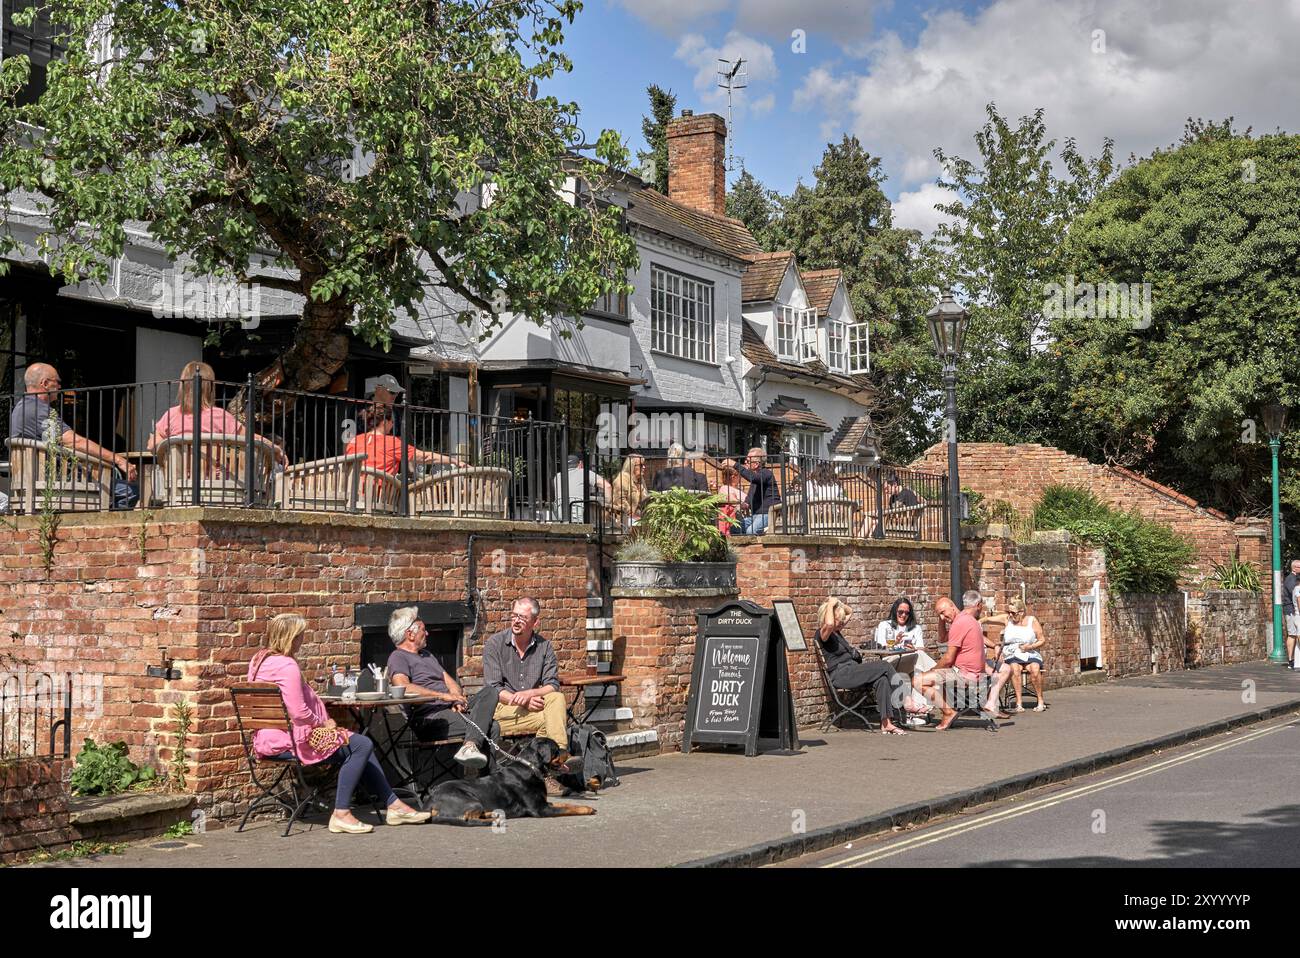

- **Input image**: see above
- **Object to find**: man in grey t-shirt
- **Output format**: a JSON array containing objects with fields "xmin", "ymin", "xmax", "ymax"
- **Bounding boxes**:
[
  {"xmin": 1284, "ymin": 559, "xmax": 1300, "ymax": 668},
  {"xmin": 9, "ymin": 363, "xmax": 138, "ymax": 508}
]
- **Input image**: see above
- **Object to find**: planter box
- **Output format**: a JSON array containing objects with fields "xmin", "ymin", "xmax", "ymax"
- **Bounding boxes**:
[{"xmin": 612, "ymin": 560, "xmax": 737, "ymax": 592}]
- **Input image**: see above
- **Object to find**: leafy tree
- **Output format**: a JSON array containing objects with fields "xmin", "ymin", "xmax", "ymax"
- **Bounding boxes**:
[
  {"xmin": 774, "ymin": 135, "xmax": 940, "ymax": 460},
  {"xmin": 1053, "ymin": 120, "xmax": 1300, "ymax": 522},
  {"xmin": 637, "ymin": 83, "xmax": 675, "ymax": 194},
  {"xmin": 931, "ymin": 103, "xmax": 1115, "ymax": 447},
  {"xmin": 0, "ymin": 0, "xmax": 637, "ymax": 393},
  {"xmin": 725, "ymin": 168, "xmax": 782, "ymax": 249}
]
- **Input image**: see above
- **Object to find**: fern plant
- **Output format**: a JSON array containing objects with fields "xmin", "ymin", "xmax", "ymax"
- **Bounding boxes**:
[{"xmin": 634, "ymin": 488, "xmax": 731, "ymax": 563}]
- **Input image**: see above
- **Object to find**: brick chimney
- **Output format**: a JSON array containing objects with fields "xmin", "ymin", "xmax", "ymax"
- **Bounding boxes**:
[{"xmin": 667, "ymin": 110, "xmax": 727, "ymax": 216}]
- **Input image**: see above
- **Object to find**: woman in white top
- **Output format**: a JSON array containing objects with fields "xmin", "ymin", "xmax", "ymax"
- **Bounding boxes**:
[
  {"xmin": 873, "ymin": 597, "xmax": 935, "ymax": 723},
  {"xmin": 1001, "ymin": 596, "xmax": 1047, "ymax": 712}
]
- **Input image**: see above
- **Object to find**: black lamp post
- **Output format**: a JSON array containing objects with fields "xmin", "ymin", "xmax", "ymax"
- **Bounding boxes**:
[
  {"xmin": 927, "ymin": 290, "xmax": 970, "ymax": 604},
  {"xmin": 1263, "ymin": 402, "xmax": 1288, "ymax": 663}
]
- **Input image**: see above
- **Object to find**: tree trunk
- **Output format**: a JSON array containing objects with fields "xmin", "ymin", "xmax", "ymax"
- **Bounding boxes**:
[{"xmin": 256, "ymin": 295, "xmax": 353, "ymax": 394}]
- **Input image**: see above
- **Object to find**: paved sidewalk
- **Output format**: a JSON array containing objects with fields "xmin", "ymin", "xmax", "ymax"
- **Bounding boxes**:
[{"xmin": 48, "ymin": 662, "xmax": 1300, "ymax": 869}]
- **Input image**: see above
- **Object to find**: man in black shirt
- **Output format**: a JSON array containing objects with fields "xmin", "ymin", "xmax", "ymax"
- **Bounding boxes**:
[
  {"xmin": 649, "ymin": 442, "xmax": 708, "ymax": 493},
  {"xmin": 727, "ymin": 447, "xmax": 780, "ymax": 534},
  {"xmin": 1284, "ymin": 559, "xmax": 1300, "ymax": 668}
]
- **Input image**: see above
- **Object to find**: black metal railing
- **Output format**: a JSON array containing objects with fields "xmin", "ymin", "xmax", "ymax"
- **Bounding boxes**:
[
  {"xmin": 627, "ymin": 452, "xmax": 950, "ymax": 544},
  {"xmin": 1, "ymin": 377, "xmax": 576, "ymax": 522},
  {"xmin": 0, "ymin": 671, "xmax": 73, "ymax": 760}
]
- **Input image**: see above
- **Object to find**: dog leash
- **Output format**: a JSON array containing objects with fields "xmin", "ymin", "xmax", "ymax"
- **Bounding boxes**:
[{"xmin": 455, "ymin": 711, "xmax": 545, "ymax": 777}]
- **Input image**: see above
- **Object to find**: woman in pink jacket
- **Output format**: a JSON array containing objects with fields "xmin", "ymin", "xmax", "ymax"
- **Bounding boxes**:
[{"xmin": 247, "ymin": 613, "xmax": 429, "ymax": 834}]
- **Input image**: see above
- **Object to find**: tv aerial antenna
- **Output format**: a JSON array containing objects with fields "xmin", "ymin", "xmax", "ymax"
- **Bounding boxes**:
[{"xmin": 716, "ymin": 57, "xmax": 747, "ymax": 173}]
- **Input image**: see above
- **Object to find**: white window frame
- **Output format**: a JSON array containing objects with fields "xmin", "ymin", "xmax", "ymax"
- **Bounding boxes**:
[
  {"xmin": 790, "ymin": 430, "xmax": 822, "ymax": 460},
  {"xmin": 775, "ymin": 305, "xmax": 798, "ymax": 360},
  {"xmin": 827, "ymin": 319, "xmax": 847, "ymax": 373},
  {"xmin": 798, "ymin": 308, "xmax": 818, "ymax": 362},
  {"xmin": 848, "ymin": 322, "xmax": 870, "ymax": 374},
  {"xmin": 651, "ymin": 264, "xmax": 715, "ymax": 363}
]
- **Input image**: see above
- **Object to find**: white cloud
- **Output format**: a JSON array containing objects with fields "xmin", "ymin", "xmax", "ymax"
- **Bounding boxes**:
[
  {"xmin": 613, "ymin": 0, "xmax": 731, "ymax": 32},
  {"xmin": 674, "ymin": 30, "xmax": 779, "ymax": 117},
  {"xmin": 891, "ymin": 183, "xmax": 958, "ymax": 238},
  {"xmin": 794, "ymin": 0, "xmax": 1300, "ymax": 192},
  {"xmin": 751, "ymin": 93, "xmax": 776, "ymax": 116}
]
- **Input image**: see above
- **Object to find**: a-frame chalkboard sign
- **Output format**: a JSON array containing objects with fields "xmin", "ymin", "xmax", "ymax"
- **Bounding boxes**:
[{"xmin": 682, "ymin": 599, "xmax": 799, "ymax": 756}]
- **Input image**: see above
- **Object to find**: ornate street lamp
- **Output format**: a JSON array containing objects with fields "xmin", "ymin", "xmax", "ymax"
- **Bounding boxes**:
[
  {"xmin": 927, "ymin": 290, "xmax": 970, "ymax": 604},
  {"xmin": 1263, "ymin": 403, "xmax": 1289, "ymax": 664}
]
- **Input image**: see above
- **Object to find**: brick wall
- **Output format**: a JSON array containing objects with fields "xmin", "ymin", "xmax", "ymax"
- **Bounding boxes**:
[
  {"xmin": 909, "ymin": 443, "xmax": 1271, "ymax": 583},
  {"xmin": 0, "ymin": 756, "xmax": 72, "ymax": 863},
  {"xmin": 667, "ymin": 113, "xmax": 727, "ymax": 216},
  {"xmin": 1186, "ymin": 591, "xmax": 1270, "ymax": 668},
  {"xmin": 0, "ymin": 508, "xmax": 593, "ymax": 819},
  {"xmin": 1105, "ymin": 595, "xmax": 1187, "ymax": 677}
]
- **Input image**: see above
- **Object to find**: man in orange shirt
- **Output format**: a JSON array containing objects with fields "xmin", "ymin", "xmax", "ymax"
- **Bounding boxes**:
[
  {"xmin": 914, "ymin": 591, "xmax": 1012, "ymax": 729},
  {"xmin": 346, "ymin": 405, "xmax": 459, "ymax": 475}
]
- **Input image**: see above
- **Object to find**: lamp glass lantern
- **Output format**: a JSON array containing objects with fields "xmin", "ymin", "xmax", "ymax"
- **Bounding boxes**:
[
  {"xmin": 926, "ymin": 289, "xmax": 969, "ymax": 367},
  {"xmin": 1263, "ymin": 403, "xmax": 1288, "ymax": 441}
]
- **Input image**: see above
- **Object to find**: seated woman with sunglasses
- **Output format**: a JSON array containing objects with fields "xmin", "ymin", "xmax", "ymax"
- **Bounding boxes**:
[
  {"xmin": 247, "ymin": 613, "xmax": 430, "ymax": 834},
  {"xmin": 872, "ymin": 596, "xmax": 937, "ymax": 724},
  {"xmin": 1000, "ymin": 597, "xmax": 1048, "ymax": 712}
]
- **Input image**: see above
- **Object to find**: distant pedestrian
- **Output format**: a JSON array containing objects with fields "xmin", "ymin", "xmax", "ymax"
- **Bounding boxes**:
[{"xmin": 1284, "ymin": 559, "xmax": 1300, "ymax": 669}]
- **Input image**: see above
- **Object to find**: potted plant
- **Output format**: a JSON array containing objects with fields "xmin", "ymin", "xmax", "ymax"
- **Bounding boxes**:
[{"xmin": 612, "ymin": 488, "xmax": 738, "ymax": 590}]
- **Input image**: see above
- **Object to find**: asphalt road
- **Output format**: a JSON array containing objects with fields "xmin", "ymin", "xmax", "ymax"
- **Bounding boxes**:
[{"xmin": 788, "ymin": 715, "xmax": 1300, "ymax": 868}]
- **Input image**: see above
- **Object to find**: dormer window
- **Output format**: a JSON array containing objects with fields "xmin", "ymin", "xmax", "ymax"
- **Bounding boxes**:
[
  {"xmin": 827, "ymin": 319, "xmax": 847, "ymax": 373},
  {"xmin": 775, "ymin": 305, "xmax": 814, "ymax": 361}
]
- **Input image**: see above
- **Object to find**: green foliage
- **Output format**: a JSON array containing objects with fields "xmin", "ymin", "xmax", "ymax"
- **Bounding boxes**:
[
  {"xmin": 164, "ymin": 820, "xmax": 194, "ymax": 839},
  {"xmin": 169, "ymin": 701, "xmax": 194, "ymax": 792},
  {"xmin": 932, "ymin": 103, "xmax": 1116, "ymax": 448},
  {"xmin": 637, "ymin": 84, "xmax": 675, "ymax": 194},
  {"xmin": 725, "ymin": 170, "xmax": 784, "ymax": 251},
  {"xmin": 1033, "ymin": 485, "xmax": 1195, "ymax": 593},
  {"xmin": 1052, "ymin": 120, "xmax": 1300, "ymax": 525},
  {"xmin": 613, "ymin": 538, "xmax": 663, "ymax": 563},
  {"xmin": 0, "ymin": 0, "xmax": 639, "ymax": 391},
  {"xmin": 22, "ymin": 840, "xmax": 127, "ymax": 864},
  {"xmin": 1205, "ymin": 556, "xmax": 1263, "ymax": 593},
  {"xmin": 635, "ymin": 488, "xmax": 731, "ymax": 562},
  {"xmin": 69, "ymin": 739, "xmax": 158, "ymax": 796}
]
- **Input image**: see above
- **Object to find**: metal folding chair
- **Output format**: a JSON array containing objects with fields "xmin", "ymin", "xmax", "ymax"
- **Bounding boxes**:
[{"xmin": 814, "ymin": 641, "xmax": 880, "ymax": 732}]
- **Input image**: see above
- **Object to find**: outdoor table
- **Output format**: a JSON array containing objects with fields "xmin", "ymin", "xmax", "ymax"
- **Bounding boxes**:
[
  {"xmin": 559, "ymin": 673, "xmax": 626, "ymax": 725},
  {"xmin": 123, "ymin": 451, "xmax": 156, "ymax": 509},
  {"xmin": 321, "ymin": 691, "xmax": 442, "ymax": 801}
]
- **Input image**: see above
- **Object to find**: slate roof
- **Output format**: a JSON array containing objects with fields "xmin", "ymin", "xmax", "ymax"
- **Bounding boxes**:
[
  {"xmin": 765, "ymin": 395, "xmax": 831, "ymax": 432},
  {"xmin": 624, "ymin": 188, "xmax": 762, "ymax": 261},
  {"xmin": 741, "ymin": 251, "xmax": 795, "ymax": 304},
  {"xmin": 800, "ymin": 269, "xmax": 842, "ymax": 316}
]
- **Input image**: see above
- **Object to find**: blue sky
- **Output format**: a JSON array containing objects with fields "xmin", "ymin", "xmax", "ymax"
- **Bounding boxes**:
[{"xmin": 542, "ymin": 0, "xmax": 1300, "ymax": 234}]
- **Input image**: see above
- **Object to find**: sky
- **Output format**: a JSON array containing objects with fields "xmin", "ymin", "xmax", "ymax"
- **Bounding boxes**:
[{"xmin": 542, "ymin": 0, "xmax": 1300, "ymax": 235}]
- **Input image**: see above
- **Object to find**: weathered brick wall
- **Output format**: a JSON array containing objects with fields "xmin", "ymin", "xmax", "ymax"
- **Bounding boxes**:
[
  {"xmin": 0, "ymin": 508, "xmax": 593, "ymax": 818},
  {"xmin": 0, "ymin": 756, "xmax": 71, "ymax": 863},
  {"xmin": 910, "ymin": 443, "xmax": 1270, "ymax": 582},
  {"xmin": 613, "ymin": 591, "xmax": 733, "ymax": 749},
  {"xmin": 1104, "ymin": 594, "xmax": 1187, "ymax": 677},
  {"xmin": 1186, "ymin": 591, "xmax": 1269, "ymax": 668}
]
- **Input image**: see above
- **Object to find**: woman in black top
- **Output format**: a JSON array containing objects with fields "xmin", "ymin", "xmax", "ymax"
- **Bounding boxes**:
[{"xmin": 816, "ymin": 597, "xmax": 914, "ymax": 735}]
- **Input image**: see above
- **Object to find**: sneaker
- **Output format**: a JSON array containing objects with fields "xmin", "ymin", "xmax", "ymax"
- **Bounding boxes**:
[
  {"xmin": 905, "ymin": 715, "xmax": 928, "ymax": 727},
  {"xmin": 454, "ymin": 741, "xmax": 488, "ymax": 770},
  {"xmin": 545, "ymin": 777, "xmax": 567, "ymax": 797}
]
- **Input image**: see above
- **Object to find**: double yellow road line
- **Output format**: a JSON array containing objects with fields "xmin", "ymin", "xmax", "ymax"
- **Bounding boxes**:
[{"xmin": 824, "ymin": 718, "xmax": 1295, "ymax": 868}]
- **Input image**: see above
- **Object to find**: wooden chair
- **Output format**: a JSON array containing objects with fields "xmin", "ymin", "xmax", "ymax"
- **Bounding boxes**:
[
  {"xmin": 230, "ymin": 683, "xmax": 350, "ymax": 837},
  {"xmin": 360, "ymin": 467, "xmax": 402, "ymax": 515},
  {"xmin": 5, "ymin": 437, "xmax": 113, "ymax": 513},
  {"xmin": 275, "ymin": 452, "xmax": 367, "ymax": 513},
  {"xmin": 771, "ymin": 495, "xmax": 860, "ymax": 537},
  {"xmin": 409, "ymin": 466, "xmax": 510, "ymax": 519},
  {"xmin": 154, "ymin": 433, "xmax": 277, "ymax": 507}
]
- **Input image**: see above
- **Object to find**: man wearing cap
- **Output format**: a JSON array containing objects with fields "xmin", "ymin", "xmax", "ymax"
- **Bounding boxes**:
[
  {"xmin": 345, "ymin": 403, "xmax": 460, "ymax": 476},
  {"xmin": 482, "ymin": 596, "xmax": 568, "ymax": 754},
  {"xmin": 386, "ymin": 606, "xmax": 496, "ymax": 769}
]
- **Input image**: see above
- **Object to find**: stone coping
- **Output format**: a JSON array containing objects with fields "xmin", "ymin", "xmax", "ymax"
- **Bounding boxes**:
[
  {"xmin": 611, "ymin": 587, "xmax": 740, "ymax": 599},
  {"xmin": 8, "ymin": 506, "xmax": 593, "ymax": 539},
  {"xmin": 732, "ymin": 533, "xmax": 950, "ymax": 552},
  {"xmin": 67, "ymin": 791, "xmax": 195, "ymax": 825}
]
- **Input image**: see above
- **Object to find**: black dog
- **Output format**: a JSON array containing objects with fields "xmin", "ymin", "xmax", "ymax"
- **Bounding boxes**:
[{"xmin": 425, "ymin": 736, "xmax": 597, "ymax": 826}]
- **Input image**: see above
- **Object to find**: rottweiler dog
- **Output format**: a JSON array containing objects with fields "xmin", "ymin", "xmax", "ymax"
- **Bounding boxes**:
[{"xmin": 425, "ymin": 736, "xmax": 597, "ymax": 826}]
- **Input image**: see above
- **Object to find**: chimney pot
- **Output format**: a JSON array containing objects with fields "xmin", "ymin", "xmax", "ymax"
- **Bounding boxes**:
[{"xmin": 681, "ymin": 109, "xmax": 693, "ymax": 117}]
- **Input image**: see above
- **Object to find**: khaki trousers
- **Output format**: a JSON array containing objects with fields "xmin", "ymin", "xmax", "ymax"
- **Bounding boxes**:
[{"xmin": 493, "ymin": 691, "xmax": 568, "ymax": 749}]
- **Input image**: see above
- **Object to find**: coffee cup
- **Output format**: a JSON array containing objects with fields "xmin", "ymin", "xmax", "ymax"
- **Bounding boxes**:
[{"xmin": 388, "ymin": 685, "xmax": 407, "ymax": 699}]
